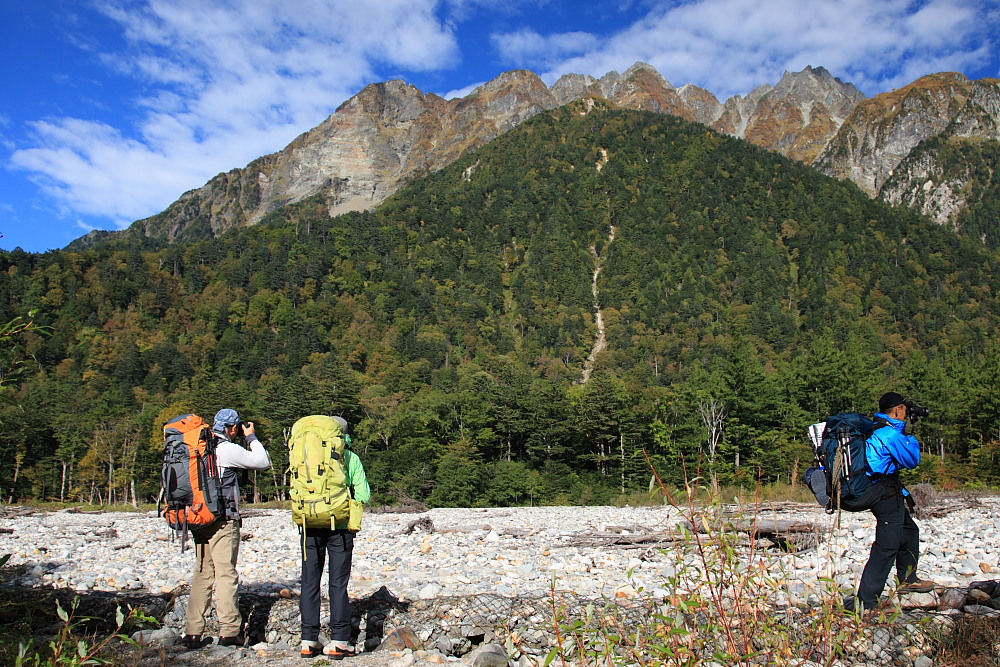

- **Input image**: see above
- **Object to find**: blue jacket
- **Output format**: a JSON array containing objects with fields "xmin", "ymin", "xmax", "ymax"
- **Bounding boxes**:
[{"xmin": 866, "ymin": 413, "xmax": 920, "ymax": 477}]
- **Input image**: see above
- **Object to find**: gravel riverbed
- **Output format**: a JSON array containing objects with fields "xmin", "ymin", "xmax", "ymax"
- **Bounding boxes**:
[{"xmin": 2, "ymin": 500, "xmax": 999, "ymax": 666}]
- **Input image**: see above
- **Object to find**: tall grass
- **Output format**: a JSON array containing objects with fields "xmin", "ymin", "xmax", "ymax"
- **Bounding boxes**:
[{"xmin": 544, "ymin": 474, "xmax": 931, "ymax": 666}]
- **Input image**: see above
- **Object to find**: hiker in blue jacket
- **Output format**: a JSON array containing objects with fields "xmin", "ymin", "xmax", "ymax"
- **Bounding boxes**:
[{"xmin": 847, "ymin": 392, "xmax": 936, "ymax": 612}]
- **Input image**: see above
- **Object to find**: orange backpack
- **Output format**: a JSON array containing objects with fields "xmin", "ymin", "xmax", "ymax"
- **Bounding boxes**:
[{"xmin": 159, "ymin": 414, "xmax": 225, "ymax": 551}]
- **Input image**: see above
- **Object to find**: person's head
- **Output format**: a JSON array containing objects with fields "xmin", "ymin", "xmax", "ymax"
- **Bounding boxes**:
[
  {"xmin": 332, "ymin": 415, "xmax": 348, "ymax": 433},
  {"xmin": 213, "ymin": 408, "xmax": 241, "ymax": 436},
  {"xmin": 332, "ymin": 415, "xmax": 352, "ymax": 447},
  {"xmin": 878, "ymin": 392, "xmax": 907, "ymax": 420}
]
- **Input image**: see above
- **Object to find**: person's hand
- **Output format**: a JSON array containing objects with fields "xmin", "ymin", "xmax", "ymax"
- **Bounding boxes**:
[{"xmin": 242, "ymin": 421, "xmax": 255, "ymax": 437}]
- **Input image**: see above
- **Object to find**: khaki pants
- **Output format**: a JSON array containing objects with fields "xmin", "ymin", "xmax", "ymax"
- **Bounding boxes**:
[{"xmin": 185, "ymin": 519, "xmax": 242, "ymax": 637}]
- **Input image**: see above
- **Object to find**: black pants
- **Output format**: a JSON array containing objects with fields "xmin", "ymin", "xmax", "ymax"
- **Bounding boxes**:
[
  {"xmin": 856, "ymin": 486, "xmax": 919, "ymax": 607},
  {"xmin": 300, "ymin": 528, "xmax": 355, "ymax": 643}
]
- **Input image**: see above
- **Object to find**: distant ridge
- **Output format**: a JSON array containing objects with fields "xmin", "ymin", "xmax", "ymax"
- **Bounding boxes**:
[{"xmin": 68, "ymin": 64, "xmax": 1000, "ymax": 250}]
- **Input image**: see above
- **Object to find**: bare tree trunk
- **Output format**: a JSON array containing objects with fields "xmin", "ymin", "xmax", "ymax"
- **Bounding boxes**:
[
  {"xmin": 60, "ymin": 461, "xmax": 68, "ymax": 502},
  {"xmin": 9, "ymin": 450, "xmax": 23, "ymax": 503},
  {"xmin": 130, "ymin": 479, "xmax": 138, "ymax": 508},
  {"xmin": 698, "ymin": 399, "xmax": 727, "ymax": 465},
  {"xmin": 619, "ymin": 432, "xmax": 626, "ymax": 494}
]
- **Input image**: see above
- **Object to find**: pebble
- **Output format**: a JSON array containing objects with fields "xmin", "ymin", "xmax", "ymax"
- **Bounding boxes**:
[{"xmin": 3, "ymin": 502, "xmax": 1000, "ymax": 604}]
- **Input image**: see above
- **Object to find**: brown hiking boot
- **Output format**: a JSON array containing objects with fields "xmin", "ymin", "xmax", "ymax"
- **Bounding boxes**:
[{"xmin": 897, "ymin": 578, "xmax": 936, "ymax": 594}]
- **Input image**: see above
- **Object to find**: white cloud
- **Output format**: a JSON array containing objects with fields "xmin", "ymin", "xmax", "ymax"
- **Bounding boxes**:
[
  {"xmin": 441, "ymin": 81, "xmax": 488, "ymax": 100},
  {"xmin": 10, "ymin": 0, "xmax": 462, "ymax": 227},
  {"xmin": 492, "ymin": 28, "xmax": 600, "ymax": 68},
  {"xmin": 520, "ymin": 0, "xmax": 997, "ymax": 99}
]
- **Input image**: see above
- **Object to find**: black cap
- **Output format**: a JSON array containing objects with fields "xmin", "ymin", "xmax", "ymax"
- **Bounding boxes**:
[{"xmin": 879, "ymin": 392, "xmax": 906, "ymax": 412}]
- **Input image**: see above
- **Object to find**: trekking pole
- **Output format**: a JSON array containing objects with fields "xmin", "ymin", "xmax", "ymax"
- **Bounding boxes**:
[{"xmin": 830, "ymin": 426, "xmax": 849, "ymax": 531}]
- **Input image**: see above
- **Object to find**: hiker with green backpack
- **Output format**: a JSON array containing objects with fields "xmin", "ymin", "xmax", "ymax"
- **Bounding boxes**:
[{"xmin": 288, "ymin": 415, "xmax": 370, "ymax": 659}]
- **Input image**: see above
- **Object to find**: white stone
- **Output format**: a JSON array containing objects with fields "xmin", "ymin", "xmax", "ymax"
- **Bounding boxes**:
[{"xmin": 419, "ymin": 584, "xmax": 442, "ymax": 600}]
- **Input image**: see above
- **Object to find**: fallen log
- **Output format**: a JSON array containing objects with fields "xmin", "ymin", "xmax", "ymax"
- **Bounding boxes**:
[
  {"xmin": 438, "ymin": 524, "xmax": 492, "ymax": 533},
  {"xmin": 566, "ymin": 517, "xmax": 826, "ymax": 552},
  {"xmin": 563, "ymin": 531, "xmax": 686, "ymax": 548},
  {"xmin": 500, "ymin": 528, "xmax": 538, "ymax": 537}
]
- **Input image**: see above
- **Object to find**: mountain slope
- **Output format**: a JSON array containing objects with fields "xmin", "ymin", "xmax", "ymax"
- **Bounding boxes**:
[
  {"xmin": 817, "ymin": 73, "xmax": 1000, "ymax": 196},
  {"xmin": 75, "ymin": 63, "xmax": 863, "ymax": 248},
  {"xmin": 26, "ymin": 106, "xmax": 1000, "ymax": 378}
]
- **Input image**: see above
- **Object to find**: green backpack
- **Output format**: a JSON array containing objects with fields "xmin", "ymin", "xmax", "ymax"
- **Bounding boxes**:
[{"xmin": 288, "ymin": 415, "xmax": 352, "ymax": 529}]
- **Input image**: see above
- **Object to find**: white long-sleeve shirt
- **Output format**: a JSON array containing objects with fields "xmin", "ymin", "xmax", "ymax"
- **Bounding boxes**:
[
  {"xmin": 213, "ymin": 433, "xmax": 271, "ymax": 519},
  {"xmin": 215, "ymin": 433, "xmax": 272, "ymax": 471}
]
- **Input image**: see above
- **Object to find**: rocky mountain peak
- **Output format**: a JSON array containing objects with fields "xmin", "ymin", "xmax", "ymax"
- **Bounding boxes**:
[
  {"xmin": 339, "ymin": 79, "xmax": 433, "ymax": 120},
  {"xmin": 817, "ymin": 72, "xmax": 999, "ymax": 197},
  {"xmin": 623, "ymin": 62, "xmax": 673, "ymax": 87},
  {"xmin": 772, "ymin": 66, "xmax": 863, "ymax": 117},
  {"xmin": 551, "ymin": 73, "xmax": 599, "ymax": 105},
  {"xmin": 110, "ymin": 62, "xmax": 995, "ymax": 250},
  {"xmin": 831, "ymin": 74, "xmax": 1000, "ymax": 233},
  {"xmin": 470, "ymin": 69, "xmax": 549, "ymax": 98},
  {"xmin": 707, "ymin": 65, "xmax": 865, "ymax": 163}
]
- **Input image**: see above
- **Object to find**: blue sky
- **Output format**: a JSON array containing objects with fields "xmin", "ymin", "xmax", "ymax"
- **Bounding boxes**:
[{"xmin": 2, "ymin": 0, "xmax": 998, "ymax": 253}]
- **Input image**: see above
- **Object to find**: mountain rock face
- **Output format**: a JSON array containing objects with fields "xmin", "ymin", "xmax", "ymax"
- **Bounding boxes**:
[
  {"xmin": 816, "ymin": 73, "xmax": 1000, "ymax": 205},
  {"xmin": 877, "ymin": 81, "xmax": 1000, "ymax": 231},
  {"xmin": 714, "ymin": 66, "xmax": 864, "ymax": 163},
  {"xmin": 131, "ymin": 63, "xmax": 867, "ymax": 245},
  {"xmin": 114, "ymin": 63, "xmax": 1000, "ymax": 248}
]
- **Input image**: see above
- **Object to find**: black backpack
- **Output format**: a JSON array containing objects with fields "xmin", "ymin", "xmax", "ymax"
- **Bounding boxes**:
[{"xmin": 806, "ymin": 412, "xmax": 879, "ymax": 512}]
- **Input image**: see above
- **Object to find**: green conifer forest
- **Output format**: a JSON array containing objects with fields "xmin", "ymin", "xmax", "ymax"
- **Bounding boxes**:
[{"xmin": 3, "ymin": 104, "xmax": 1000, "ymax": 506}]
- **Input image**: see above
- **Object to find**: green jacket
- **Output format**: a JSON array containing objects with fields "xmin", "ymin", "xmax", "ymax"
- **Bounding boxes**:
[{"xmin": 334, "ymin": 449, "xmax": 370, "ymax": 529}]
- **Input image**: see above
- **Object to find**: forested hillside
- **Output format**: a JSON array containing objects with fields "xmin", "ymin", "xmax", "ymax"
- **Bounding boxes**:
[{"xmin": 4, "ymin": 103, "xmax": 1000, "ymax": 507}]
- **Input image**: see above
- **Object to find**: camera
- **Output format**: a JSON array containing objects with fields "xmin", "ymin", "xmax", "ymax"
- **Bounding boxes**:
[{"xmin": 904, "ymin": 400, "xmax": 929, "ymax": 423}]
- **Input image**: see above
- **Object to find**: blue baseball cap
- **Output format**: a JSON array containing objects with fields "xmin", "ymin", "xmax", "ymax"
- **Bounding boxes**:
[{"xmin": 213, "ymin": 408, "xmax": 241, "ymax": 432}]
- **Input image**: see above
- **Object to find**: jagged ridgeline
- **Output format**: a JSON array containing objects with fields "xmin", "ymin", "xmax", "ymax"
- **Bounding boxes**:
[{"xmin": 4, "ymin": 103, "xmax": 1000, "ymax": 505}]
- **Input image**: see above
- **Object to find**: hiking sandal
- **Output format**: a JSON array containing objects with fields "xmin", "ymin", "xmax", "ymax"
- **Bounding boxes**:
[{"xmin": 323, "ymin": 643, "xmax": 358, "ymax": 659}]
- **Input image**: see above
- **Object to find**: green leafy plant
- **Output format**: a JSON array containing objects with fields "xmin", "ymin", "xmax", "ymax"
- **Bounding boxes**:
[{"xmin": 14, "ymin": 596, "xmax": 152, "ymax": 667}]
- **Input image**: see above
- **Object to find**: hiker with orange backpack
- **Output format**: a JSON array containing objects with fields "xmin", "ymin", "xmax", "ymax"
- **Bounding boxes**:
[{"xmin": 181, "ymin": 408, "xmax": 271, "ymax": 649}]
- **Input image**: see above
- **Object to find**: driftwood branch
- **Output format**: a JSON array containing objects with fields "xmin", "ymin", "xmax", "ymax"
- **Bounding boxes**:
[
  {"xmin": 567, "ymin": 517, "xmax": 825, "ymax": 552},
  {"xmin": 0, "ymin": 505, "xmax": 38, "ymax": 519},
  {"xmin": 438, "ymin": 524, "xmax": 492, "ymax": 533},
  {"xmin": 564, "ymin": 531, "xmax": 686, "ymax": 548},
  {"xmin": 400, "ymin": 516, "xmax": 436, "ymax": 535}
]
